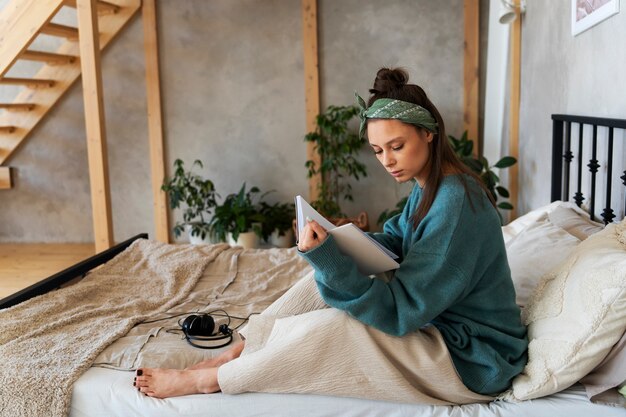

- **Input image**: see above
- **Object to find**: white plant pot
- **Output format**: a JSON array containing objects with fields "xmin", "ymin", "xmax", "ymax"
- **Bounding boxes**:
[
  {"xmin": 227, "ymin": 231, "xmax": 260, "ymax": 249},
  {"xmin": 269, "ymin": 229, "xmax": 294, "ymax": 248},
  {"xmin": 186, "ymin": 225, "xmax": 214, "ymax": 245}
]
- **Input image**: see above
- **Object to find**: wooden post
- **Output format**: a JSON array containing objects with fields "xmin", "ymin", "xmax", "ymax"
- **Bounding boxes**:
[
  {"xmin": 301, "ymin": 0, "xmax": 321, "ymax": 202},
  {"xmin": 0, "ymin": 166, "xmax": 11, "ymax": 189},
  {"xmin": 509, "ymin": 0, "xmax": 521, "ymax": 219},
  {"xmin": 463, "ymin": 0, "xmax": 480, "ymax": 156},
  {"xmin": 77, "ymin": 0, "xmax": 114, "ymax": 252},
  {"xmin": 142, "ymin": 0, "xmax": 170, "ymax": 243}
]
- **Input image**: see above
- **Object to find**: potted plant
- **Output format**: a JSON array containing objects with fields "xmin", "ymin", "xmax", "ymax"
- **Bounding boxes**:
[
  {"xmin": 258, "ymin": 200, "xmax": 295, "ymax": 248},
  {"xmin": 376, "ymin": 131, "xmax": 518, "ymax": 226},
  {"xmin": 304, "ymin": 104, "xmax": 369, "ymax": 230},
  {"xmin": 447, "ymin": 131, "xmax": 517, "ymax": 213},
  {"xmin": 161, "ymin": 159, "xmax": 218, "ymax": 244},
  {"xmin": 209, "ymin": 183, "xmax": 265, "ymax": 249}
]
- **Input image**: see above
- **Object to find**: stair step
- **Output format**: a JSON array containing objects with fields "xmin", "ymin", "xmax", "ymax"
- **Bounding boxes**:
[
  {"xmin": 40, "ymin": 22, "xmax": 79, "ymax": 40},
  {"xmin": 0, "ymin": 77, "xmax": 56, "ymax": 88},
  {"xmin": 63, "ymin": 0, "xmax": 121, "ymax": 15},
  {"xmin": 0, "ymin": 103, "xmax": 36, "ymax": 111},
  {"xmin": 0, "ymin": 126, "xmax": 17, "ymax": 134},
  {"xmin": 20, "ymin": 50, "xmax": 77, "ymax": 65}
]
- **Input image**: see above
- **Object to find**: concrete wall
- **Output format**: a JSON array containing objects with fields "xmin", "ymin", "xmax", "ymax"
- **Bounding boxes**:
[
  {"xmin": 0, "ymin": 0, "xmax": 470, "ymax": 242},
  {"xmin": 518, "ymin": 0, "xmax": 626, "ymax": 218}
]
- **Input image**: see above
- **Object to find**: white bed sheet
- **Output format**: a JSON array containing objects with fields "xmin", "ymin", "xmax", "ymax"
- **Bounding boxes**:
[{"xmin": 70, "ymin": 367, "xmax": 625, "ymax": 417}]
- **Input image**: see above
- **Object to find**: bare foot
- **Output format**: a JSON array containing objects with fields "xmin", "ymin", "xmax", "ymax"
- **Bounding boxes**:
[
  {"xmin": 135, "ymin": 368, "xmax": 220, "ymax": 398},
  {"xmin": 186, "ymin": 341, "xmax": 245, "ymax": 370}
]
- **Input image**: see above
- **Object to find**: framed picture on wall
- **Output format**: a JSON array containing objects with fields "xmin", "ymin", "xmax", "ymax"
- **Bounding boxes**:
[{"xmin": 572, "ymin": 0, "xmax": 621, "ymax": 35}]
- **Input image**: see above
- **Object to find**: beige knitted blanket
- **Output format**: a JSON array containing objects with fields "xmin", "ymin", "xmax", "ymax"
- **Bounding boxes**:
[{"xmin": 0, "ymin": 239, "xmax": 229, "ymax": 417}]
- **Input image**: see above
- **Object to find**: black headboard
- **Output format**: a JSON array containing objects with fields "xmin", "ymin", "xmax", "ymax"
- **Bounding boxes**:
[{"xmin": 551, "ymin": 114, "xmax": 626, "ymax": 224}]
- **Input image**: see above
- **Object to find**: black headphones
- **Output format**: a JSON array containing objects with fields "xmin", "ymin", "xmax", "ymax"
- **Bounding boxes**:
[{"xmin": 181, "ymin": 314, "xmax": 233, "ymax": 349}]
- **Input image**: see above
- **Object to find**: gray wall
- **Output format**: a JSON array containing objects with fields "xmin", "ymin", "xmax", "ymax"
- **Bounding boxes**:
[
  {"xmin": 518, "ymin": 0, "xmax": 626, "ymax": 217},
  {"xmin": 0, "ymin": 0, "xmax": 469, "ymax": 242}
]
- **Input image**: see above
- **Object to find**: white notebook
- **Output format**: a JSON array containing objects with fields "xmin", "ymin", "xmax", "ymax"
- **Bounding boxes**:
[{"xmin": 295, "ymin": 195, "xmax": 400, "ymax": 276}]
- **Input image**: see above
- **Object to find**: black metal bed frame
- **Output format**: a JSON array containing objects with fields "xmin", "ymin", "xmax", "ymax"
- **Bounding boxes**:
[
  {"xmin": 0, "ymin": 233, "xmax": 148, "ymax": 310},
  {"xmin": 551, "ymin": 114, "xmax": 626, "ymax": 224}
]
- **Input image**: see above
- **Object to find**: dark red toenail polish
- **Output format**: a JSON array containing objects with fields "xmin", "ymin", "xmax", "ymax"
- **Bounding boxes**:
[
  {"xmin": 136, "ymin": 369, "xmax": 143, "ymax": 376},
  {"xmin": 133, "ymin": 382, "xmax": 136, "ymax": 386}
]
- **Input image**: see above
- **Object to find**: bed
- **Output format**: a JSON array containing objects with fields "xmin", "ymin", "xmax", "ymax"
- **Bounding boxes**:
[{"xmin": 1, "ymin": 114, "xmax": 625, "ymax": 417}]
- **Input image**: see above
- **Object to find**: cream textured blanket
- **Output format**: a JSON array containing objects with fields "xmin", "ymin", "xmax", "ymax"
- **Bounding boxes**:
[{"xmin": 0, "ymin": 239, "xmax": 229, "ymax": 417}]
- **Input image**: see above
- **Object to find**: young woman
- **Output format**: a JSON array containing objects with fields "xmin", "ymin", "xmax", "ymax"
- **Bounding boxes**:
[{"xmin": 135, "ymin": 68, "xmax": 528, "ymax": 403}]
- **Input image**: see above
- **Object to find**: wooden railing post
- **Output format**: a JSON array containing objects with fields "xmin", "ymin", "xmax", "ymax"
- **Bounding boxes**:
[
  {"xmin": 77, "ymin": 0, "xmax": 114, "ymax": 252},
  {"xmin": 142, "ymin": 0, "xmax": 170, "ymax": 243},
  {"xmin": 301, "ymin": 0, "xmax": 321, "ymax": 202}
]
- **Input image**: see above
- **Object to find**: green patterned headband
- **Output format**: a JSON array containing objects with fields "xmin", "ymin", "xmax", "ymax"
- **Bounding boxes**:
[{"xmin": 355, "ymin": 92, "xmax": 438, "ymax": 139}]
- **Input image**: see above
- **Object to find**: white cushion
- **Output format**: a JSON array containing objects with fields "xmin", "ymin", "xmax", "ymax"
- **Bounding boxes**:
[
  {"xmin": 505, "ymin": 219, "xmax": 581, "ymax": 307},
  {"xmin": 548, "ymin": 205, "xmax": 604, "ymax": 241},
  {"xmin": 509, "ymin": 219, "xmax": 626, "ymax": 400},
  {"xmin": 502, "ymin": 201, "xmax": 604, "ymax": 244}
]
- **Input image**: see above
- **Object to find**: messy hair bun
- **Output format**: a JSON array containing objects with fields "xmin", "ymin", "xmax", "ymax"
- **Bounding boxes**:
[{"xmin": 369, "ymin": 67, "xmax": 409, "ymax": 95}]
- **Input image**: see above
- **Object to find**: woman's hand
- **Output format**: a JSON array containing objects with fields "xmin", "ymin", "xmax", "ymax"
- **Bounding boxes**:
[{"xmin": 297, "ymin": 218, "xmax": 328, "ymax": 252}]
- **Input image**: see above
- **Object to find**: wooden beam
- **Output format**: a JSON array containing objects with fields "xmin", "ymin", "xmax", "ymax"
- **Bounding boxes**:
[
  {"xmin": 301, "ymin": 0, "xmax": 321, "ymax": 202},
  {"xmin": 142, "ymin": 0, "xmax": 170, "ymax": 243},
  {"xmin": 0, "ymin": 103, "xmax": 36, "ymax": 111},
  {"xmin": 0, "ymin": 77, "xmax": 55, "ymax": 87},
  {"xmin": 463, "ymin": 0, "xmax": 480, "ymax": 155},
  {"xmin": 509, "ymin": 0, "xmax": 521, "ymax": 219},
  {"xmin": 0, "ymin": 166, "xmax": 12, "ymax": 189},
  {"xmin": 0, "ymin": 0, "xmax": 66, "ymax": 77},
  {"xmin": 77, "ymin": 0, "xmax": 113, "ymax": 252},
  {"xmin": 64, "ymin": 0, "xmax": 121, "ymax": 15},
  {"xmin": 20, "ymin": 50, "xmax": 77, "ymax": 65},
  {"xmin": 40, "ymin": 22, "xmax": 79, "ymax": 40}
]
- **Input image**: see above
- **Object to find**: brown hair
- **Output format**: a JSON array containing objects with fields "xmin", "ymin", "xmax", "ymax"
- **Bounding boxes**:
[{"xmin": 367, "ymin": 67, "xmax": 495, "ymax": 228}]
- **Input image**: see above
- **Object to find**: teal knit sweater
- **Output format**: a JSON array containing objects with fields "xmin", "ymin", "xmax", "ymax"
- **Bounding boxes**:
[{"xmin": 300, "ymin": 175, "xmax": 528, "ymax": 395}]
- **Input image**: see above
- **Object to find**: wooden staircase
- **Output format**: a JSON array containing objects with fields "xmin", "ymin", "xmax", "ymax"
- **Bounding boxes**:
[{"xmin": 0, "ymin": 0, "xmax": 140, "ymax": 189}]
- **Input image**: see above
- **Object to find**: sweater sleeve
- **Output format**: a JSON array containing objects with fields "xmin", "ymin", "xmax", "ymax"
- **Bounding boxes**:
[
  {"xmin": 366, "ymin": 213, "xmax": 403, "ymax": 258},
  {"xmin": 300, "ymin": 233, "xmax": 471, "ymax": 337}
]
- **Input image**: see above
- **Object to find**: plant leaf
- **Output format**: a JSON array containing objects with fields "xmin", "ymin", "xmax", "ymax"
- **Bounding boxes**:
[
  {"xmin": 494, "ymin": 156, "xmax": 517, "ymax": 169},
  {"xmin": 496, "ymin": 186, "xmax": 510, "ymax": 198}
]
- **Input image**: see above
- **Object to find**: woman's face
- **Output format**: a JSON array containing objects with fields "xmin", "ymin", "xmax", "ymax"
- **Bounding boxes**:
[{"xmin": 367, "ymin": 119, "xmax": 434, "ymax": 187}]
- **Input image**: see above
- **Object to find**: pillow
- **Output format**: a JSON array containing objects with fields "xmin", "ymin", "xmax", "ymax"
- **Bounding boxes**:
[
  {"xmin": 501, "ymin": 200, "xmax": 604, "ymax": 244},
  {"xmin": 509, "ymin": 219, "xmax": 626, "ymax": 401},
  {"xmin": 580, "ymin": 329, "xmax": 626, "ymax": 405},
  {"xmin": 505, "ymin": 219, "xmax": 581, "ymax": 307},
  {"xmin": 501, "ymin": 202, "xmax": 558, "ymax": 244},
  {"xmin": 548, "ymin": 205, "xmax": 604, "ymax": 240}
]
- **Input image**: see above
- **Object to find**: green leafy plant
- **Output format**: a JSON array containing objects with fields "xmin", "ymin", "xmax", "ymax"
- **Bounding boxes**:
[
  {"xmin": 448, "ymin": 131, "xmax": 517, "ymax": 211},
  {"xmin": 305, "ymin": 104, "xmax": 367, "ymax": 218},
  {"xmin": 209, "ymin": 183, "xmax": 265, "ymax": 242},
  {"xmin": 376, "ymin": 132, "xmax": 517, "ymax": 226},
  {"xmin": 258, "ymin": 200, "xmax": 295, "ymax": 241},
  {"xmin": 161, "ymin": 159, "xmax": 218, "ymax": 240}
]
